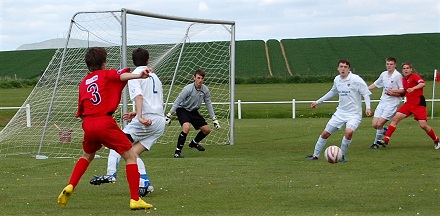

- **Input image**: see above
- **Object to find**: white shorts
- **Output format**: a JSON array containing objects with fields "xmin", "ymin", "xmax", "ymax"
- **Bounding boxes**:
[
  {"xmin": 326, "ymin": 111, "xmax": 362, "ymax": 132},
  {"xmin": 373, "ymin": 102, "xmax": 398, "ymax": 120},
  {"xmin": 122, "ymin": 114, "xmax": 165, "ymax": 150}
]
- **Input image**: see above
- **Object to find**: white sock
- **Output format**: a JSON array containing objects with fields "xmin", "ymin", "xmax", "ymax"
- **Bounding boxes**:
[
  {"xmin": 340, "ymin": 136, "xmax": 352, "ymax": 155},
  {"xmin": 137, "ymin": 158, "xmax": 150, "ymax": 187},
  {"xmin": 374, "ymin": 128, "xmax": 384, "ymax": 143},
  {"xmin": 313, "ymin": 136, "xmax": 328, "ymax": 157},
  {"xmin": 106, "ymin": 149, "xmax": 121, "ymax": 176}
]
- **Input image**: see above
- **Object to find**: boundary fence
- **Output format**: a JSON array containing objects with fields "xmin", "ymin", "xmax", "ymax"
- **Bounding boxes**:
[{"xmin": 1, "ymin": 99, "xmax": 439, "ymax": 128}]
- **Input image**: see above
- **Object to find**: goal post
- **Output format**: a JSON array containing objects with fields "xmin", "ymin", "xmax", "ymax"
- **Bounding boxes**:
[{"xmin": 0, "ymin": 8, "xmax": 235, "ymax": 159}]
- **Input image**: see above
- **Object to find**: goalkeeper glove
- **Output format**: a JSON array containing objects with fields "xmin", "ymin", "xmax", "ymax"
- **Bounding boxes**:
[
  {"xmin": 165, "ymin": 113, "xmax": 173, "ymax": 126},
  {"xmin": 212, "ymin": 116, "xmax": 221, "ymax": 130}
]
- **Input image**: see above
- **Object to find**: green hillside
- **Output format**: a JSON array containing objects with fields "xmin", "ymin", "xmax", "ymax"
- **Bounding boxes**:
[
  {"xmin": 0, "ymin": 49, "xmax": 56, "ymax": 79},
  {"xmin": 235, "ymin": 40, "xmax": 268, "ymax": 77},
  {"xmin": 267, "ymin": 39, "xmax": 288, "ymax": 77},
  {"xmin": 1, "ymin": 33, "xmax": 439, "ymax": 83}
]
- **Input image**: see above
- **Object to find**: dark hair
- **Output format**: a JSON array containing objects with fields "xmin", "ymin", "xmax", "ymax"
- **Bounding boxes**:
[
  {"xmin": 194, "ymin": 69, "xmax": 206, "ymax": 78},
  {"xmin": 338, "ymin": 59, "xmax": 350, "ymax": 67},
  {"xmin": 401, "ymin": 61, "xmax": 412, "ymax": 68},
  {"xmin": 132, "ymin": 48, "xmax": 149, "ymax": 67},
  {"xmin": 386, "ymin": 57, "xmax": 397, "ymax": 63},
  {"xmin": 85, "ymin": 47, "xmax": 107, "ymax": 72}
]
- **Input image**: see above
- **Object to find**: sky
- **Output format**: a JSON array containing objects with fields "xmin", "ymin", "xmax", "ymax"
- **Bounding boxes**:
[{"xmin": 1, "ymin": 0, "xmax": 439, "ymax": 51}]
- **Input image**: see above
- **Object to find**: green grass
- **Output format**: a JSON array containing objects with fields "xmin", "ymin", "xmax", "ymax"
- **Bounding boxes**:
[
  {"xmin": 1, "ymin": 84, "xmax": 440, "ymax": 215},
  {"xmin": 1, "ymin": 118, "xmax": 440, "ymax": 215}
]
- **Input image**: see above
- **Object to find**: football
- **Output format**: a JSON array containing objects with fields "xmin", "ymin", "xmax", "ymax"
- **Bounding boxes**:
[{"xmin": 324, "ymin": 145, "xmax": 342, "ymax": 163}]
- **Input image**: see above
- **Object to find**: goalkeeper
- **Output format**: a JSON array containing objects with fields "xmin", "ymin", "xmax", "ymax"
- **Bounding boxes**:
[{"xmin": 165, "ymin": 69, "xmax": 220, "ymax": 158}]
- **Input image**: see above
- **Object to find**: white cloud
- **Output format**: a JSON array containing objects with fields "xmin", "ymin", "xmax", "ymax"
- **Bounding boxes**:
[
  {"xmin": 198, "ymin": 1, "xmax": 210, "ymax": 12},
  {"xmin": 0, "ymin": 0, "xmax": 439, "ymax": 51}
]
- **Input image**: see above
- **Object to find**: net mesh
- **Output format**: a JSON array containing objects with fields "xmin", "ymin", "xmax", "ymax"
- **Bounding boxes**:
[{"xmin": 0, "ymin": 10, "xmax": 234, "ymax": 158}]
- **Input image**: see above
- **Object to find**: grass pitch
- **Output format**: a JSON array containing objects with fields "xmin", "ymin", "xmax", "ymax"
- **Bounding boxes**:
[
  {"xmin": 1, "ymin": 84, "xmax": 440, "ymax": 215},
  {"xmin": 1, "ymin": 117, "xmax": 439, "ymax": 215}
]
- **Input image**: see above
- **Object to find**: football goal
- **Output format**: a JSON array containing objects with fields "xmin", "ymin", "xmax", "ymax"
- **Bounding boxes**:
[{"xmin": 0, "ymin": 8, "xmax": 235, "ymax": 159}]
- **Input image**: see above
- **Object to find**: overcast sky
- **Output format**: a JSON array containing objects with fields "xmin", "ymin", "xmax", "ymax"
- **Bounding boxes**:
[{"xmin": 1, "ymin": 0, "xmax": 439, "ymax": 51}]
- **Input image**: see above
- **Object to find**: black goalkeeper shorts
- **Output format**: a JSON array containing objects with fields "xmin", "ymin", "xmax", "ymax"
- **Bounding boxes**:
[{"xmin": 176, "ymin": 108, "xmax": 208, "ymax": 130}]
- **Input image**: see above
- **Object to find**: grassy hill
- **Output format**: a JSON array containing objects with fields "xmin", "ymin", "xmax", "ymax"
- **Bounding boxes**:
[{"xmin": 1, "ymin": 33, "xmax": 439, "ymax": 84}]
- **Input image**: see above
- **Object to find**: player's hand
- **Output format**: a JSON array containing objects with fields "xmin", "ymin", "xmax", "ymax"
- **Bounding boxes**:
[
  {"xmin": 123, "ymin": 112, "xmax": 136, "ymax": 121},
  {"xmin": 311, "ymin": 102, "xmax": 318, "ymax": 108},
  {"xmin": 139, "ymin": 117, "xmax": 152, "ymax": 126},
  {"xmin": 212, "ymin": 117, "xmax": 221, "ymax": 130},
  {"xmin": 165, "ymin": 113, "xmax": 172, "ymax": 126},
  {"xmin": 140, "ymin": 68, "xmax": 151, "ymax": 78},
  {"xmin": 365, "ymin": 108, "xmax": 372, "ymax": 117}
]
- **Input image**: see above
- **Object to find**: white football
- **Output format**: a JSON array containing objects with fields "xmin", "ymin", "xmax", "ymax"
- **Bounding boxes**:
[{"xmin": 324, "ymin": 145, "xmax": 342, "ymax": 163}]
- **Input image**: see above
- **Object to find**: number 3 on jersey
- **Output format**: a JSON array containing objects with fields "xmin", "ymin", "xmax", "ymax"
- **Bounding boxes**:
[{"xmin": 87, "ymin": 83, "xmax": 101, "ymax": 104}]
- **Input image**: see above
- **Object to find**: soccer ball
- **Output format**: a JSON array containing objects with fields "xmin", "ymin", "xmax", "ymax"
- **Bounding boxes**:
[{"xmin": 324, "ymin": 145, "xmax": 342, "ymax": 163}]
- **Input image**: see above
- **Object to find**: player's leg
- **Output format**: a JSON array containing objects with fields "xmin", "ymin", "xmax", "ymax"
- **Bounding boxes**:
[
  {"xmin": 307, "ymin": 120, "xmax": 339, "ymax": 160},
  {"xmin": 378, "ymin": 106, "xmax": 409, "ymax": 146},
  {"xmin": 371, "ymin": 117, "xmax": 388, "ymax": 149},
  {"xmin": 188, "ymin": 111, "xmax": 210, "ymax": 151},
  {"xmin": 416, "ymin": 117, "xmax": 439, "ymax": 149},
  {"xmin": 90, "ymin": 149, "xmax": 120, "ymax": 185},
  {"xmin": 174, "ymin": 108, "xmax": 191, "ymax": 158},
  {"xmin": 58, "ymin": 151, "xmax": 95, "ymax": 207},
  {"xmin": 339, "ymin": 117, "xmax": 360, "ymax": 162},
  {"xmin": 120, "ymin": 148, "xmax": 153, "ymax": 210},
  {"xmin": 131, "ymin": 142, "xmax": 154, "ymax": 197},
  {"xmin": 174, "ymin": 122, "xmax": 190, "ymax": 158}
]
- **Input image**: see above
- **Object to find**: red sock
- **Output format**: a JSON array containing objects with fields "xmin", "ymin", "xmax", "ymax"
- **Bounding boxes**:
[
  {"xmin": 384, "ymin": 125, "xmax": 396, "ymax": 142},
  {"xmin": 68, "ymin": 157, "xmax": 89, "ymax": 188},
  {"xmin": 426, "ymin": 129, "xmax": 438, "ymax": 141},
  {"xmin": 126, "ymin": 163, "xmax": 140, "ymax": 200}
]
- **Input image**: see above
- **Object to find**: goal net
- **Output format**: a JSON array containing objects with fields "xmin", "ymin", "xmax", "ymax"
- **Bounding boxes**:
[{"xmin": 0, "ymin": 9, "xmax": 235, "ymax": 159}]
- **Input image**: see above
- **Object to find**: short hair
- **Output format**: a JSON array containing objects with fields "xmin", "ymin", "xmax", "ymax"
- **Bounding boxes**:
[
  {"xmin": 85, "ymin": 47, "xmax": 107, "ymax": 72},
  {"xmin": 194, "ymin": 69, "xmax": 206, "ymax": 78},
  {"xmin": 401, "ymin": 61, "xmax": 412, "ymax": 68},
  {"xmin": 386, "ymin": 57, "xmax": 397, "ymax": 63},
  {"xmin": 132, "ymin": 48, "xmax": 149, "ymax": 67},
  {"xmin": 338, "ymin": 59, "xmax": 350, "ymax": 68}
]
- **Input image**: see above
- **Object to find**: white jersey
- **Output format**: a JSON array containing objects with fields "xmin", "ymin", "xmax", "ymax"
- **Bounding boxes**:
[
  {"xmin": 373, "ymin": 69, "xmax": 403, "ymax": 107},
  {"xmin": 317, "ymin": 72, "xmax": 371, "ymax": 118},
  {"xmin": 128, "ymin": 66, "xmax": 164, "ymax": 117},
  {"xmin": 123, "ymin": 66, "xmax": 165, "ymax": 150}
]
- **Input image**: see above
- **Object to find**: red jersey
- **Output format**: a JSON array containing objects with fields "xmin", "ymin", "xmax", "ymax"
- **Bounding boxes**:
[
  {"xmin": 76, "ymin": 69, "xmax": 128, "ymax": 118},
  {"xmin": 403, "ymin": 73, "xmax": 425, "ymax": 106}
]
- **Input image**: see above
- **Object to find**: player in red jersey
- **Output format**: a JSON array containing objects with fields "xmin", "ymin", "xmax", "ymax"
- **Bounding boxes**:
[
  {"xmin": 57, "ymin": 47, "xmax": 154, "ymax": 210},
  {"xmin": 377, "ymin": 61, "xmax": 440, "ymax": 149}
]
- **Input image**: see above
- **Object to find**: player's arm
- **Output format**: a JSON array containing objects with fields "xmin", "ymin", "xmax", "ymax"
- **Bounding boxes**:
[
  {"xmin": 368, "ymin": 83, "xmax": 376, "ymax": 90},
  {"xmin": 119, "ymin": 68, "xmax": 150, "ymax": 81},
  {"xmin": 134, "ymin": 95, "xmax": 152, "ymax": 126},
  {"xmin": 312, "ymin": 87, "xmax": 337, "ymax": 108},
  {"xmin": 407, "ymin": 82, "xmax": 425, "ymax": 93},
  {"xmin": 386, "ymin": 89, "xmax": 405, "ymax": 97}
]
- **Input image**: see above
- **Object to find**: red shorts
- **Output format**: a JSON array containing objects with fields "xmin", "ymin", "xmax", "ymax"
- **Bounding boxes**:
[
  {"xmin": 397, "ymin": 103, "xmax": 427, "ymax": 121},
  {"xmin": 81, "ymin": 116, "xmax": 132, "ymax": 155}
]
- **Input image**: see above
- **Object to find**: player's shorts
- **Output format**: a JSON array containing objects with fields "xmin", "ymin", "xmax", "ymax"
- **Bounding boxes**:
[
  {"xmin": 373, "ymin": 102, "xmax": 398, "ymax": 120},
  {"xmin": 176, "ymin": 108, "xmax": 208, "ymax": 129},
  {"xmin": 82, "ymin": 116, "xmax": 132, "ymax": 155},
  {"xmin": 123, "ymin": 114, "xmax": 165, "ymax": 150},
  {"xmin": 326, "ymin": 111, "xmax": 362, "ymax": 133},
  {"xmin": 396, "ymin": 103, "xmax": 428, "ymax": 121}
]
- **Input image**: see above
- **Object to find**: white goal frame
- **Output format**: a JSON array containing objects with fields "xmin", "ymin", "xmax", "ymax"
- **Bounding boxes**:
[{"xmin": 0, "ymin": 8, "xmax": 235, "ymax": 159}]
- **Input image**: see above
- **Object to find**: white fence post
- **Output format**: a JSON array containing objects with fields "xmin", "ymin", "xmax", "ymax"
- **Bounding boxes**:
[
  {"xmin": 237, "ymin": 100, "xmax": 242, "ymax": 120},
  {"xmin": 26, "ymin": 104, "xmax": 31, "ymax": 127},
  {"xmin": 292, "ymin": 99, "xmax": 296, "ymax": 119}
]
